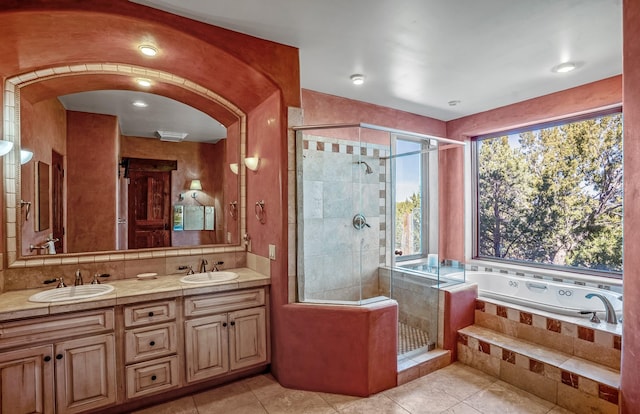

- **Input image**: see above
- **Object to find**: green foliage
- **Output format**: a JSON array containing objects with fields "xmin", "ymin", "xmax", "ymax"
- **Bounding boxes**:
[
  {"xmin": 477, "ymin": 114, "xmax": 623, "ymax": 273},
  {"xmin": 396, "ymin": 193, "xmax": 421, "ymax": 255}
]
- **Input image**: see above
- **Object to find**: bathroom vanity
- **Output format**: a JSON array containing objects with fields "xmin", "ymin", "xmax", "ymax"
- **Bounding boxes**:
[{"xmin": 0, "ymin": 268, "xmax": 270, "ymax": 414}]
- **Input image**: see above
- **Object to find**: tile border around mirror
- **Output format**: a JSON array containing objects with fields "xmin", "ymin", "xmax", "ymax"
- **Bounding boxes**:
[{"xmin": 3, "ymin": 63, "xmax": 247, "ymax": 268}]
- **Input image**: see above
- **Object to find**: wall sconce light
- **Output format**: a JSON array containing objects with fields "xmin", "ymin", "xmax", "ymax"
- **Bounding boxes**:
[
  {"xmin": 20, "ymin": 149, "xmax": 34, "ymax": 164},
  {"xmin": 244, "ymin": 157, "xmax": 260, "ymax": 172},
  {"xmin": 190, "ymin": 179, "xmax": 202, "ymax": 198},
  {"xmin": 0, "ymin": 140, "xmax": 13, "ymax": 157},
  {"xmin": 229, "ymin": 163, "xmax": 239, "ymax": 175}
]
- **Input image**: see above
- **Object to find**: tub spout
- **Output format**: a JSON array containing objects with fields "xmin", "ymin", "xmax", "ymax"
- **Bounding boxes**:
[{"xmin": 585, "ymin": 293, "xmax": 618, "ymax": 324}]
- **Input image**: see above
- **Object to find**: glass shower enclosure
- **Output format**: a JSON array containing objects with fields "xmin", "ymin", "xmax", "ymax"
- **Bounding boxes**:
[{"xmin": 294, "ymin": 123, "xmax": 465, "ymax": 357}]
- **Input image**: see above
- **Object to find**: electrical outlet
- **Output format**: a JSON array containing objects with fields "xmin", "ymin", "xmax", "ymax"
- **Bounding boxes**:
[{"xmin": 269, "ymin": 244, "xmax": 276, "ymax": 260}]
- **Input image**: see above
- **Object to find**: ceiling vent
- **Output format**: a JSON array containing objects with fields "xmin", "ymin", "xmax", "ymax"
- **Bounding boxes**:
[{"xmin": 155, "ymin": 130, "xmax": 188, "ymax": 142}]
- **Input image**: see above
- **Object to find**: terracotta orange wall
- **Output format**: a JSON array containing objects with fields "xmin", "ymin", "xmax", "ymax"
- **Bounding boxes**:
[
  {"xmin": 302, "ymin": 89, "xmax": 446, "ymax": 139},
  {"xmin": 0, "ymin": 1, "xmax": 300, "ymax": 113},
  {"xmin": 622, "ymin": 0, "xmax": 640, "ymax": 411},
  {"xmin": 246, "ymin": 92, "xmax": 285, "ymax": 259},
  {"xmin": 19, "ymin": 98, "xmax": 67, "ymax": 255},
  {"xmin": 121, "ymin": 136, "xmax": 226, "ymax": 246},
  {"xmin": 276, "ymin": 302, "xmax": 398, "ymax": 397},
  {"xmin": 66, "ymin": 111, "xmax": 118, "ymax": 252},
  {"xmin": 224, "ymin": 121, "xmax": 241, "ymax": 243}
]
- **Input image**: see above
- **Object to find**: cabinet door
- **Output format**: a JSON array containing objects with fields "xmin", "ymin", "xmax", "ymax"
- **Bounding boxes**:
[
  {"xmin": 229, "ymin": 307, "xmax": 267, "ymax": 371},
  {"xmin": 54, "ymin": 334, "xmax": 116, "ymax": 414},
  {"xmin": 0, "ymin": 345, "xmax": 54, "ymax": 414},
  {"xmin": 184, "ymin": 314, "xmax": 228, "ymax": 383}
]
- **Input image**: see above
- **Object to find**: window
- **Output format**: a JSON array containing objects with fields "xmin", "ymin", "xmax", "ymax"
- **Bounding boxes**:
[
  {"xmin": 394, "ymin": 137, "xmax": 433, "ymax": 259},
  {"xmin": 474, "ymin": 112, "xmax": 623, "ymax": 275}
]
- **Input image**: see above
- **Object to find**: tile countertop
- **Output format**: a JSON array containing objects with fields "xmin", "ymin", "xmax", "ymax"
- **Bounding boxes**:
[{"xmin": 0, "ymin": 267, "xmax": 270, "ymax": 322}]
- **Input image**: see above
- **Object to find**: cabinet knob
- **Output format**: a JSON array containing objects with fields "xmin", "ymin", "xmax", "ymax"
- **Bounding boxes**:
[
  {"xmin": 55, "ymin": 354, "xmax": 63, "ymax": 360},
  {"xmin": 222, "ymin": 322, "xmax": 227, "ymax": 327},
  {"xmin": 149, "ymin": 341, "xmax": 156, "ymax": 346},
  {"xmin": 230, "ymin": 321, "xmax": 236, "ymax": 326},
  {"xmin": 148, "ymin": 311, "xmax": 154, "ymax": 317},
  {"xmin": 151, "ymin": 375, "xmax": 157, "ymax": 381},
  {"xmin": 44, "ymin": 356, "xmax": 51, "ymax": 362}
]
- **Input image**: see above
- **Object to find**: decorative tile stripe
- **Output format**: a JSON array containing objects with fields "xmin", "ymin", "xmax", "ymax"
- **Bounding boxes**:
[
  {"xmin": 502, "ymin": 349, "xmax": 516, "ymax": 364},
  {"xmin": 598, "ymin": 384, "xmax": 619, "ymax": 405},
  {"xmin": 614, "ymin": 335, "xmax": 622, "ymax": 350},
  {"xmin": 529, "ymin": 359, "xmax": 545, "ymax": 374},
  {"xmin": 458, "ymin": 333, "xmax": 619, "ymax": 405},
  {"xmin": 519, "ymin": 311, "xmax": 533, "ymax": 325},
  {"xmin": 561, "ymin": 371, "xmax": 579, "ymax": 388},
  {"xmin": 476, "ymin": 299, "xmax": 620, "ymax": 350},
  {"xmin": 578, "ymin": 326, "xmax": 595, "ymax": 342},
  {"xmin": 547, "ymin": 318, "xmax": 561, "ymax": 333},
  {"xmin": 478, "ymin": 340, "xmax": 491, "ymax": 354}
]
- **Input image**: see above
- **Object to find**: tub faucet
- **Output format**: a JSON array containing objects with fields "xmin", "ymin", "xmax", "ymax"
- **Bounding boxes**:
[{"xmin": 585, "ymin": 293, "xmax": 618, "ymax": 324}]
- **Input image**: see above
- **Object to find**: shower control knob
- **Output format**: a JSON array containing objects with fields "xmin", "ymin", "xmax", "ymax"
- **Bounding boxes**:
[{"xmin": 353, "ymin": 213, "xmax": 370, "ymax": 230}]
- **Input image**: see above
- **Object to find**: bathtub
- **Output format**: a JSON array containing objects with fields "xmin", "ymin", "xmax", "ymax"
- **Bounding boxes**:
[{"xmin": 458, "ymin": 271, "xmax": 623, "ymax": 318}]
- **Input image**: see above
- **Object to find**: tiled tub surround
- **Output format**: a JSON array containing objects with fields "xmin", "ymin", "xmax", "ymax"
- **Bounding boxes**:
[
  {"xmin": 458, "ymin": 298, "xmax": 620, "ymax": 414},
  {"xmin": 297, "ymin": 134, "xmax": 389, "ymax": 302}
]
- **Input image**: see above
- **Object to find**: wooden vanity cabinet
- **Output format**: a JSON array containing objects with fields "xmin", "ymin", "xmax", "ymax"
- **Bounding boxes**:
[
  {"xmin": 123, "ymin": 300, "xmax": 180, "ymax": 400},
  {"xmin": 184, "ymin": 288, "xmax": 267, "ymax": 383},
  {"xmin": 0, "ymin": 309, "xmax": 116, "ymax": 414},
  {"xmin": 0, "ymin": 345, "xmax": 54, "ymax": 414}
]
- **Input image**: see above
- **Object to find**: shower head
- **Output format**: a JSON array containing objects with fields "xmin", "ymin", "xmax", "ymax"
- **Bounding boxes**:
[{"xmin": 355, "ymin": 161, "xmax": 373, "ymax": 174}]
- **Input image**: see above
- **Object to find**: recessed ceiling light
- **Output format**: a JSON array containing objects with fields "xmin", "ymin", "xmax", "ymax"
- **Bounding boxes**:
[
  {"xmin": 136, "ymin": 78, "xmax": 152, "ymax": 87},
  {"xmin": 132, "ymin": 100, "xmax": 148, "ymax": 108},
  {"xmin": 552, "ymin": 62, "xmax": 577, "ymax": 73},
  {"xmin": 448, "ymin": 100, "xmax": 461, "ymax": 107},
  {"xmin": 350, "ymin": 74, "xmax": 365, "ymax": 85},
  {"xmin": 138, "ymin": 44, "xmax": 158, "ymax": 57}
]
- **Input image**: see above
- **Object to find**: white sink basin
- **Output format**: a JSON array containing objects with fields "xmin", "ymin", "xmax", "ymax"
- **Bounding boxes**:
[
  {"xmin": 29, "ymin": 284, "xmax": 115, "ymax": 303},
  {"xmin": 180, "ymin": 271, "xmax": 239, "ymax": 284}
]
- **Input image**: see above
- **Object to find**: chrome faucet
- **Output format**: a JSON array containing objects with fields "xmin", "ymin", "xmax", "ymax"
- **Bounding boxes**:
[
  {"xmin": 586, "ymin": 293, "xmax": 618, "ymax": 324},
  {"xmin": 74, "ymin": 269, "xmax": 83, "ymax": 286},
  {"xmin": 200, "ymin": 259, "xmax": 208, "ymax": 273},
  {"xmin": 212, "ymin": 261, "xmax": 224, "ymax": 271}
]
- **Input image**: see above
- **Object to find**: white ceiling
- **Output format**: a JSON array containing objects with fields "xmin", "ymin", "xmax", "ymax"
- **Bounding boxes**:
[
  {"xmin": 58, "ymin": 91, "xmax": 226, "ymax": 143},
  {"xmin": 81, "ymin": 0, "xmax": 622, "ymax": 140},
  {"xmin": 130, "ymin": 0, "xmax": 622, "ymax": 122}
]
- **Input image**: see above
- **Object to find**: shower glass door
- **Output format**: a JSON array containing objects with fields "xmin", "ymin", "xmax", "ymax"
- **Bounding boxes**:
[{"xmin": 295, "ymin": 124, "xmax": 391, "ymax": 305}]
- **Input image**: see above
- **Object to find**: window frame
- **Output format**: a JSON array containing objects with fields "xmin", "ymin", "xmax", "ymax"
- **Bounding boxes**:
[
  {"xmin": 393, "ymin": 135, "xmax": 433, "ymax": 263},
  {"xmin": 471, "ymin": 108, "xmax": 623, "ymax": 279}
]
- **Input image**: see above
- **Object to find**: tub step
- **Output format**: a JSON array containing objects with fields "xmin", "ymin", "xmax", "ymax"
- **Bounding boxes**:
[
  {"xmin": 474, "ymin": 298, "xmax": 621, "ymax": 370},
  {"xmin": 458, "ymin": 325, "xmax": 619, "ymax": 414}
]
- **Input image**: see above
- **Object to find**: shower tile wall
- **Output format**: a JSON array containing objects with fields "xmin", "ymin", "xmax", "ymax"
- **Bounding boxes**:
[{"xmin": 300, "ymin": 135, "xmax": 388, "ymax": 302}]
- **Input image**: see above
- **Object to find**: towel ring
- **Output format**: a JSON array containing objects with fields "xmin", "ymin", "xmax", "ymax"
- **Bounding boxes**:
[
  {"xmin": 255, "ymin": 200, "xmax": 265, "ymax": 223},
  {"xmin": 229, "ymin": 201, "xmax": 238, "ymax": 219}
]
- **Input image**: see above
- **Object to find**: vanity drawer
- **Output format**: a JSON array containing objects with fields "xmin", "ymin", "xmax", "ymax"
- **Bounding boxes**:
[
  {"xmin": 125, "ymin": 355, "xmax": 179, "ymax": 399},
  {"xmin": 184, "ymin": 288, "xmax": 265, "ymax": 317},
  {"xmin": 124, "ymin": 300, "xmax": 176, "ymax": 327},
  {"xmin": 125, "ymin": 322, "xmax": 177, "ymax": 364},
  {"xmin": 0, "ymin": 309, "xmax": 114, "ymax": 350}
]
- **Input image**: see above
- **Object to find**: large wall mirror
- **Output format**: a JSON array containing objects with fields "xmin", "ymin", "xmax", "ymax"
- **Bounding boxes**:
[{"xmin": 4, "ymin": 64, "xmax": 247, "ymax": 267}]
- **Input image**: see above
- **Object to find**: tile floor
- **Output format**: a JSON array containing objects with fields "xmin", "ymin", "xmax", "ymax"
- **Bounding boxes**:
[{"xmin": 133, "ymin": 363, "xmax": 577, "ymax": 414}]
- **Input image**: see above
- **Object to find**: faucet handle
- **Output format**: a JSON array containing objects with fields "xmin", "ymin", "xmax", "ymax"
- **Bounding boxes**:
[{"xmin": 56, "ymin": 277, "xmax": 67, "ymax": 288}]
